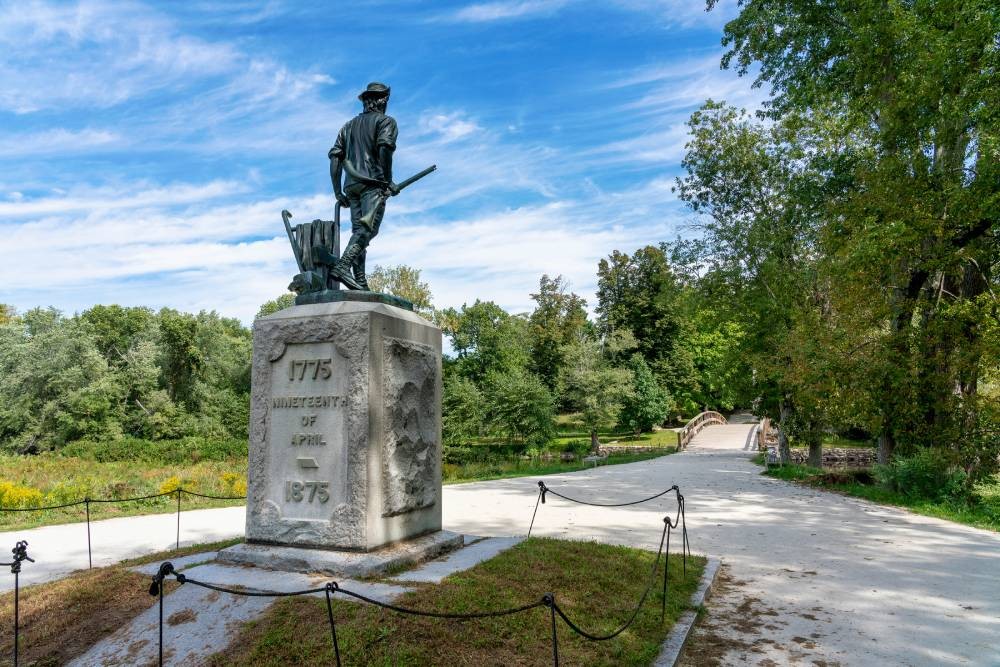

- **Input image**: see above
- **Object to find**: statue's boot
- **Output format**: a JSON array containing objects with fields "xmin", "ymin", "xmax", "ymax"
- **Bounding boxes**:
[
  {"xmin": 329, "ymin": 237, "xmax": 365, "ymax": 290},
  {"xmin": 353, "ymin": 248, "xmax": 370, "ymax": 291}
]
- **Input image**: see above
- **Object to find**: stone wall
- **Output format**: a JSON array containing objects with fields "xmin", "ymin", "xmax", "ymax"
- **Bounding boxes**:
[
  {"xmin": 596, "ymin": 444, "xmax": 672, "ymax": 456},
  {"xmin": 787, "ymin": 447, "xmax": 876, "ymax": 467}
]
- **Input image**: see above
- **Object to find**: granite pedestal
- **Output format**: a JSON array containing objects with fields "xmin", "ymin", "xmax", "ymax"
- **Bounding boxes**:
[{"xmin": 220, "ymin": 298, "xmax": 460, "ymax": 575}]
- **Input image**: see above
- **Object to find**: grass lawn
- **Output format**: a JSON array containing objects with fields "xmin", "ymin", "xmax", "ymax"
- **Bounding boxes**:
[
  {"xmin": 755, "ymin": 456, "xmax": 1000, "ymax": 532},
  {"xmin": 1, "ymin": 415, "xmax": 679, "ymax": 531},
  {"xmin": 0, "ymin": 453, "xmax": 248, "ymax": 532},
  {"xmin": 820, "ymin": 434, "xmax": 875, "ymax": 449},
  {"xmin": 0, "ymin": 537, "xmax": 241, "ymax": 667},
  {"xmin": 0, "ymin": 448, "xmax": 677, "ymax": 531},
  {"xmin": 551, "ymin": 414, "xmax": 681, "ymax": 449},
  {"xmin": 443, "ymin": 447, "xmax": 676, "ymax": 485},
  {"xmin": 207, "ymin": 538, "xmax": 705, "ymax": 667}
]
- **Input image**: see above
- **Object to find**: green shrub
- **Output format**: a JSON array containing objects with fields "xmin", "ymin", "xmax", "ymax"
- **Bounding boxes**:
[
  {"xmin": 44, "ymin": 479, "xmax": 96, "ymax": 504},
  {"xmin": 876, "ymin": 449, "xmax": 968, "ymax": 501},
  {"xmin": 561, "ymin": 439, "xmax": 591, "ymax": 458},
  {"xmin": 62, "ymin": 436, "xmax": 246, "ymax": 464},
  {"xmin": 220, "ymin": 472, "xmax": 247, "ymax": 496},
  {"xmin": 443, "ymin": 446, "xmax": 476, "ymax": 465},
  {"xmin": 0, "ymin": 481, "xmax": 44, "ymax": 508}
]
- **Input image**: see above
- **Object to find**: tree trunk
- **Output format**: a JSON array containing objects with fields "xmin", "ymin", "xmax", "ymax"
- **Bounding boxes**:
[
  {"xmin": 778, "ymin": 397, "xmax": 792, "ymax": 465},
  {"xmin": 590, "ymin": 429, "xmax": 600, "ymax": 455},
  {"xmin": 807, "ymin": 431, "xmax": 823, "ymax": 469},
  {"xmin": 877, "ymin": 432, "xmax": 895, "ymax": 466}
]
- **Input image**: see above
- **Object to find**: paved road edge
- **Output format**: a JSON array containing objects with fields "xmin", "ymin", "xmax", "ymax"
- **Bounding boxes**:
[{"xmin": 653, "ymin": 555, "xmax": 722, "ymax": 666}]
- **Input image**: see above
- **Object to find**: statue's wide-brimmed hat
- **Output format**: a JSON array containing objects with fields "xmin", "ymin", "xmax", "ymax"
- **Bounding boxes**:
[{"xmin": 359, "ymin": 82, "xmax": 390, "ymax": 100}]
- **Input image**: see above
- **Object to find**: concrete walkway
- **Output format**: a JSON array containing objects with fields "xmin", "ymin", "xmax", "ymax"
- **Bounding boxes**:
[
  {"xmin": 0, "ymin": 506, "xmax": 246, "ymax": 592},
  {"xmin": 3, "ymin": 423, "xmax": 999, "ymax": 665}
]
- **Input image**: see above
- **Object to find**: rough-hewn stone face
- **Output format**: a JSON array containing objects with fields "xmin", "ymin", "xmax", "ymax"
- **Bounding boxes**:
[
  {"xmin": 382, "ymin": 338, "xmax": 438, "ymax": 517},
  {"xmin": 244, "ymin": 301, "xmax": 442, "ymax": 551}
]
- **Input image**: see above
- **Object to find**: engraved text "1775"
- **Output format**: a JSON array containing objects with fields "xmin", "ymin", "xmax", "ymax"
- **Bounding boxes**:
[{"xmin": 288, "ymin": 358, "xmax": 332, "ymax": 381}]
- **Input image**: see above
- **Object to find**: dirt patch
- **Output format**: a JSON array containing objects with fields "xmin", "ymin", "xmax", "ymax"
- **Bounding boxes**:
[
  {"xmin": 167, "ymin": 609, "xmax": 198, "ymax": 625},
  {"xmin": 0, "ymin": 566, "xmax": 177, "ymax": 666},
  {"xmin": 679, "ymin": 567, "xmax": 760, "ymax": 666},
  {"xmin": 679, "ymin": 565, "xmax": 833, "ymax": 667},
  {"xmin": 126, "ymin": 638, "xmax": 149, "ymax": 659}
]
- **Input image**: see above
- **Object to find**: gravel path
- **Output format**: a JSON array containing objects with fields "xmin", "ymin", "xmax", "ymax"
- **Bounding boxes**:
[
  {"xmin": 3, "ymin": 422, "xmax": 998, "ymax": 665},
  {"xmin": 443, "ymin": 424, "xmax": 1000, "ymax": 666}
]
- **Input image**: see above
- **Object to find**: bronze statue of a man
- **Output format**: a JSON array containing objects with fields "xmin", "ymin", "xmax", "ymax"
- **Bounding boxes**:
[{"xmin": 327, "ymin": 82, "xmax": 399, "ymax": 290}]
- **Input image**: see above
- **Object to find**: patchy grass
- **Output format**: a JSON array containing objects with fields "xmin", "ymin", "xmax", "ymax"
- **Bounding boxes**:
[
  {"xmin": 0, "ymin": 539, "xmax": 241, "ymax": 667},
  {"xmin": 821, "ymin": 434, "xmax": 875, "ymax": 449},
  {"xmin": 443, "ymin": 448, "xmax": 676, "ymax": 485},
  {"xmin": 760, "ymin": 462, "xmax": 1000, "ymax": 532},
  {"xmin": 1, "ymin": 446, "xmax": 677, "ymax": 529},
  {"xmin": 550, "ymin": 428, "xmax": 679, "ymax": 450},
  {"xmin": 0, "ymin": 453, "xmax": 247, "ymax": 532},
  {"xmin": 207, "ymin": 538, "xmax": 705, "ymax": 667}
]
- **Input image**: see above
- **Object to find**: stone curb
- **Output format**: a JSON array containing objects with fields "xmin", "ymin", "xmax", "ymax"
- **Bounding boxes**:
[{"xmin": 652, "ymin": 556, "xmax": 722, "ymax": 667}]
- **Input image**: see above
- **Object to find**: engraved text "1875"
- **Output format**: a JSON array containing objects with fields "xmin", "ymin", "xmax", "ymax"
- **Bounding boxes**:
[{"xmin": 286, "ymin": 481, "xmax": 329, "ymax": 503}]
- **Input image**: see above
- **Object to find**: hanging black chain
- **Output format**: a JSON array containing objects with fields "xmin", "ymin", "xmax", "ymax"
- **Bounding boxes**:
[{"xmin": 535, "ymin": 480, "xmax": 680, "ymax": 507}]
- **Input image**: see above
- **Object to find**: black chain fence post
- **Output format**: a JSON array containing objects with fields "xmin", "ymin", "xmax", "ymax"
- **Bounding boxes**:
[
  {"xmin": 680, "ymin": 495, "xmax": 688, "ymax": 577},
  {"xmin": 148, "ymin": 561, "xmax": 174, "ymax": 667},
  {"xmin": 325, "ymin": 582, "xmax": 342, "ymax": 666},
  {"xmin": 175, "ymin": 489, "xmax": 181, "ymax": 551},
  {"xmin": 85, "ymin": 498, "xmax": 92, "ymax": 569},
  {"xmin": 528, "ymin": 481, "xmax": 546, "ymax": 537},
  {"xmin": 662, "ymin": 517, "xmax": 671, "ymax": 623},
  {"xmin": 4, "ymin": 540, "xmax": 33, "ymax": 667},
  {"xmin": 543, "ymin": 593, "xmax": 558, "ymax": 666}
]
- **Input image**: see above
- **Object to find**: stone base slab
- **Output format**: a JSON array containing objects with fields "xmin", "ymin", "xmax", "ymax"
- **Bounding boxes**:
[
  {"xmin": 217, "ymin": 530, "xmax": 463, "ymax": 578},
  {"xmin": 294, "ymin": 289, "xmax": 414, "ymax": 311}
]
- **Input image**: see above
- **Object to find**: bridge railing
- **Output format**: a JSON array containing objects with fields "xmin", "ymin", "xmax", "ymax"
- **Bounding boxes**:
[{"xmin": 675, "ymin": 411, "xmax": 728, "ymax": 450}]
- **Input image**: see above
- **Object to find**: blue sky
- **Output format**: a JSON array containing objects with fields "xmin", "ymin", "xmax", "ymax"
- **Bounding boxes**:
[{"xmin": 0, "ymin": 0, "xmax": 762, "ymax": 322}]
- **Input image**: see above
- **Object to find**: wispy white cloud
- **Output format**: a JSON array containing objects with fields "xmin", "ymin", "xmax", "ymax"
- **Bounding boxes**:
[
  {"xmin": 0, "ymin": 128, "xmax": 122, "ymax": 157},
  {"xmin": 576, "ymin": 53, "xmax": 765, "ymax": 168},
  {"xmin": 0, "ymin": 180, "xmax": 249, "ymax": 217},
  {"xmin": 611, "ymin": 0, "xmax": 739, "ymax": 29},
  {"xmin": 440, "ymin": 0, "xmax": 735, "ymax": 27},
  {"xmin": 416, "ymin": 111, "xmax": 483, "ymax": 143},
  {"xmin": 0, "ymin": 0, "xmax": 759, "ymax": 323},
  {"xmin": 0, "ymin": 173, "xmax": 681, "ymax": 320},
  {"xmin": 611, "ymin": 55, "xmax": 766, "ymax": 114},
  {"xmin": 0, "ymin": 1, "xmax": 240, "ymax": 113},
  {"xmin": 445, "ymin": 0, "xmax": 571, "ymax": 23},
  {"xmin": 579, "ymin": 123, "xmax": 691, "ymax": 165}
]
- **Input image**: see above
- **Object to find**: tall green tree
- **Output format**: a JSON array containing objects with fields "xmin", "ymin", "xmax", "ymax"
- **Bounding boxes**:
[
  {"xmin": 481, "ymin": 368, "xmax": 556, "ymax": 448},
  {"xmin": 368, "ymin": 264, "xmax": 434, "ymax": 316},
  {"xmin": 527, "ymin": 274, "xmax": 588, "ymax": 393},
  {"xmin": 157, "ymin": 309, "xmax": 202, "ymax": 406},
  {"xmin": 676, "ymin": 101, "xmax": 830, "ymax": 463},
  {"xmin": 79, "ymin": 305, "xmax": 155, "ymax": 361},
  {"xmin": 256, "ymin": 293, "xmax": 295, "ymax": 319},
  {"xmin": 712, "ymin": 0, "xmax": 1000, "ymax": 473},
  {"xmin": 559, "ymin": 336, "xmax": 634, "ymax": 452},
  {"xmin": 440, "ymin": 300, "xmax": 531, "ymax": 384},
  {"xmin": 442, "ymin": 374, "xmax": 485, "ymax": 447},
  {"xmin": 619, "ymin": 354, "xmax": 672, "ymax": 434},
  {"xmin": 596, "ymin": 246, "xmax": 696, "ymax": 403}
]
